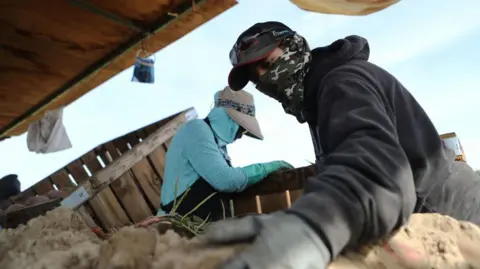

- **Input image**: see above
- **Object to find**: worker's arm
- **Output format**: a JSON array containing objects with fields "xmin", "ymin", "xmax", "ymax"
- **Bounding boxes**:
[
  {"xmin": 287, "ymin": 77, "xmax": 416, "ymax": 258},
  {"xmin": 183, "ymin": 120, "xmax": 249, "ymax": 192}
]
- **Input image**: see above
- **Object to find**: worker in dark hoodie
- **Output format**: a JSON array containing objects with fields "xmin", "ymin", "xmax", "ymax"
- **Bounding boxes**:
[{"xmin": 203, "ymin": 21, "xmax": 480, "ymax": 269}]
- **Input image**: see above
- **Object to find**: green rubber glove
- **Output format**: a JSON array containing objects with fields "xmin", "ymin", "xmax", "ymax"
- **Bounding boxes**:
[
  {"xmin": 263, "ymin": 160, "xmax": 294, "ymax": 174},
  {"xmin": 241, "ymin": 161, "xmax": 294, "ymax": 185}
]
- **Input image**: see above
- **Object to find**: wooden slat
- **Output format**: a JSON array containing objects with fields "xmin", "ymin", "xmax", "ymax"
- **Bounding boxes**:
[
  {"xmin": 66, "ymin": 160, "xmax": 103, "ymax": 230},
  {"xmin": 289, "ymin": 189, "xmax": 303, "ymax": 205},
  {"xmin": 49, "ymin": 169, "xmax": 76, "ymax": 190},
  {"xmin": 65, "ymin": 160, "xmax": 90, "ymax": 184},
  {"xmin": 234, "ymin": 197, "xmax": 259, "ymax": 216},
  {"xmin": 99, "ymin": 141, "xmax": 153, "ymax": 222},
  {"xmin": 234, "ymin": 165, "xmax": 316, "ymax": 198},
  {"xmin": 137, "ymin": 129, "xmax": 167, "ymax": 181},
  {"xmin": 2, "ymin": 0, "xmax": 236, "ymax": 138},
  {"xmin": 120, "ymin": 133, "xmax": 162, "ymax": 210},
  {"xmin": 61, "ymin": 110, "xmax": 191, "ymax": 213},
  {"xmin": 259, "ymin": 193, "xmax": 289, "ymax": 214},
  {"xmin": 143, "ymin": 123, "xmax": 160, "ymax": 136},
  {"xmin": 10, "ymin": 186, "xmax": 36, "ymax": 204},
  {"xmin": 77, "ymin": 206, "xmax": 98, "ymax": 229},
  {"xmin": 164, "ymin": 137, "xmax": 173, "ymax": 149},
  {"xmin": 33, "ymin": 178, "xmax": 55, "ymax": 195},
  {"xmin": 88, "ymin": 110, "xmax": 191, "ymax": 189},
  {"xmin": 81, "ymin": 151, "xmax": 131, "ymax": 229}
]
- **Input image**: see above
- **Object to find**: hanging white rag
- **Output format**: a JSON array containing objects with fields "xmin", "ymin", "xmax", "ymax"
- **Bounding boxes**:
[{"xmin": 26, "ymin": 107, "xmax": 72, "ymax": 154}]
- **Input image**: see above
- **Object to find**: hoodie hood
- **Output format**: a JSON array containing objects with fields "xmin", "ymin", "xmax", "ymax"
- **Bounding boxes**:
[
  {"xmin": 308, "ymin": 35, "xmax": 369, "ymax": 78},
  {"xmin": 302, "ymin": 35, "xmax": 370, "ymax": 122}
]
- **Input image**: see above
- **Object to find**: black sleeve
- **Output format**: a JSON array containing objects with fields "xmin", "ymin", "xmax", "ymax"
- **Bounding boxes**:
[{"xmin": 287, "ymin": 78, "xmax": 417, "ymax": 258}]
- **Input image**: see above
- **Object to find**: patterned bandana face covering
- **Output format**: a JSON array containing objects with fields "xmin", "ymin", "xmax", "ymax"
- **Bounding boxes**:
[{"xmin": 256, "ymin": 34, "xmax": 312, "ymax": 123}]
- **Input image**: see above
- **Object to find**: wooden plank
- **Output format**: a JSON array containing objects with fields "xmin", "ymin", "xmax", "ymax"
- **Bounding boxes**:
[
  {"xmin": 98, "ymin": 141, "xmax": 153, "ymax": 222},
  {"xmin": 66, "ymin": 160, "xmax": 106, "ymax": 231},
  {"xmin": 3, "ymin": 0, "xmax": 235, "ymax": 138},
  {"xmin": 89, "ymin": 110, "xmax": 190, "ymax": 189},
  {"xmin": 233, "ymin": 165, "xmax": 316, "ymax": 198},
  {"xmin": 65, "ymin": 160, "xmax": 90, "ymax": 184},
  {"xmin": 10, "ymin": 186, "xmax": 36, "ymax": 204},
  {"xmin": 138, "ymin": 129, "xmax": 168, "ymax": 180},
  {"xmin": 289, "ymin": 189, "xmax": 303, "ymax": 205},
  {"xmin": 164, "ymin": 137, "xmax": 173, "ymax": 149},
  {"xmin": 137, "ymin": 126, "xmax": 167, "ymax": 181},
  {"xmin": 234, "ymin": 197, "xmax": 259, "ymax": 216},
  {"xmin": 119, "ymin": 133, "xmax": 162, "ymax": 210},
  {"xmin": 33, "ymin": 178, "xmax": 55, "ymax": 195},
  {"xmin": 49, "ymin": 169, "xmax": 76, "ymax": 190},
  {"xmin": 259, "ymin": 193, "xmax": 289, "ymax": 214},
  {"xmin": 81, "ymin": 151, "xmax": 131, "ymax": 229},
  {"xmin": 77, "ymin": 206, "xmax": 99, "ymax": 229},
  {"xmin": 61, "ymin": 110, "xmax": 191, "ymax": 211},
  {"xmin": 143, "ymin": 123, "xmax": 160, "ymax": 136}
]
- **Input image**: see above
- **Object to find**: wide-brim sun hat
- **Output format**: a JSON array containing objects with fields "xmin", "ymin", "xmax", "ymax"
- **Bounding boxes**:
[{"xmin": 217, "ymin": 87, "xmax": 264, "ymax": 140}]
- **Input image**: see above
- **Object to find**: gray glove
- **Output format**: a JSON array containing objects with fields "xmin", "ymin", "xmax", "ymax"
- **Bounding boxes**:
[{"xmin": 204, "ymin": 212, "xmax": 331, "ymax": 269}]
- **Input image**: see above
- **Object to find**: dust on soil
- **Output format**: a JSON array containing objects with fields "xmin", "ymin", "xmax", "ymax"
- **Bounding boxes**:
[{"xmin": 1, "ymin": 207, "xmax": 480, "ymax": 269}]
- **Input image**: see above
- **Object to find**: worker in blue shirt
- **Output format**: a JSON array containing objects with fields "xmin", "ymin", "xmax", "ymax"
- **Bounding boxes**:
[{"xmin": 158, "ymin": 87, "xmax": 293, "ymax": 220}]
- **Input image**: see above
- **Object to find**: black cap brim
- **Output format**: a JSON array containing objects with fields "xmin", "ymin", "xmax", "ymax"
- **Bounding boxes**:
[{"xmin": 228, "ymin": 43, "xmax": 278, "ymax": 91}]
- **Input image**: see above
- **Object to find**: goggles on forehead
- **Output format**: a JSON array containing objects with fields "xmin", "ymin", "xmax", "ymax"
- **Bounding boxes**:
[{"xmin": 229, "ymin": 29, "xmax": 295, "ymax": 67}]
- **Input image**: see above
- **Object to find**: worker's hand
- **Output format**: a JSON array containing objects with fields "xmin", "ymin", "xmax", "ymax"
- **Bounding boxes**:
[
  {"xmin": 242, "ymin": 161, "xmax": 295, "ymax": 186},
  {"xmin": 203, "ymin": 212, "xmax": 331, "ymax": 269},
  {"xmin": 264, "ymin": 160, "xmax": 295, "ymax": 174}
]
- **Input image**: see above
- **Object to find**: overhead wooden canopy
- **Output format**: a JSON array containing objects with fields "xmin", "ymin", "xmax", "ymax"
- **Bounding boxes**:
[{"xmin": 0, "ymin": 0, "xmax": 236, "ymax": 139}]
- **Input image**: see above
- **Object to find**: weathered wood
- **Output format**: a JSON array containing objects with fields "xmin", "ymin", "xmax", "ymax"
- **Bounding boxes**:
[
  {"xmin": 1, "ymin": 0, "xmax": 237, "ymax": 138},
  {"xmin": 289, "ymin": 189, "xmax": 303, "ymax": 206},
  {"xmin": 66, "ymin": 159, "xmax": 108, "ymax": 230},
  {"xmin": 49, "ymin": 169, "xmax": 76, "ymax": 189},
  {"xmin": 80, "ymin": 151, "xmax": 131, "ymax": 228},
  {"xmin": 259, "ymin": 192, "xmax": 290, "ymax": 214},
  {"xmin": 101, "ymin": 140, "xmax": 153, "ymax": 222},
  {"xmin": 65, "ymin": 160, "xmax": 90, "ymax": 184},
  {"xmin": 234, "ymin": 197, "xmax": 259, "ymax": 216},
  {"xmin": 120, "ymin": 133, "xmax": 162, "ymax": 211},
  {"xmin": 233, "ymin": 165, "xmax": 316, "ymax": 198},
  {"xmin": 4, "ymin": 198, "xmax": 62, "ymax": 229},
  {"xmin": 164, "ymin": 137, "xmax": 173, "ymax": 149},
  {"xmin": 8, "ymin": 186, "xmax": 37, "ymax": 205},
  {"xmin": 137, "ymin": 129, "xmax": 167, "ymax": 183},
  {"xmin": 33, "ymin": 178, "xmax": 55, "ymax": 195},
  {"xmin": 89, "ymin": 109, "xmax": 192, "ymax": 189},
  {"xmin": 77, "ymin": 206, "xmax": 98, "ymax": 229},
  {"xmin": 61, "ymin": 109, "xmax": 192, "ymax": 211}
]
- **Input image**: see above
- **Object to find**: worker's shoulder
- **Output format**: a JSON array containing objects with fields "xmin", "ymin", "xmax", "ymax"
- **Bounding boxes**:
[{"xmin": 177, "ymin": 119, "xmax": 212, "ymax": 139}]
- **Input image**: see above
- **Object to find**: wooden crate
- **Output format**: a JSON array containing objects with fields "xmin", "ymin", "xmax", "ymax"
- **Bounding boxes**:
[
  {"xmin": 440, "ymin": 132, "xmax": 467, "ymax": 162},
  {"xmin": 2, "ymin": 198, "xmax": 62, "ymax": 229},
  {"xmin": 10, "ymin": 108, "xmax": 197, "ymax": 231},
  {"xmin": 13, "ymin": 106, "xmax": 315, "ymax": 231}
]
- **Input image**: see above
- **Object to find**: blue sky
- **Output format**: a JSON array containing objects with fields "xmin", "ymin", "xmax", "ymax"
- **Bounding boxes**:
[{"xmin": 1, "ymin": 0, "xmax": 480, "ymax": 190}]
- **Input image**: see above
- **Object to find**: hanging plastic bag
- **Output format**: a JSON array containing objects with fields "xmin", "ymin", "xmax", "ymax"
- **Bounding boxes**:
[
  {"xmin": 26, "ymin": 107, "xmax": 72, "ymax": 154},
  {"xmin": 131, "ymin": 50, "xmax": 155, "ymax": 84},
  {"xmin": 290, "ymin": 0, "xmax": 399, "ymax": 16}
]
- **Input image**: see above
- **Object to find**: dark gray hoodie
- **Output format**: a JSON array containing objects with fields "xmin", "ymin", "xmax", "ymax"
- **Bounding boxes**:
[{"xmin": 287, "ymin": 35, "xmax": 480, "ymax": 259}]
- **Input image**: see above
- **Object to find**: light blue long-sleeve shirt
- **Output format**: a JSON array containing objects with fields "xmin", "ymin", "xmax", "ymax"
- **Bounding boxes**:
[{"xmin": 160, "ymin": 107, "xmax": 249, "ymax": 206}]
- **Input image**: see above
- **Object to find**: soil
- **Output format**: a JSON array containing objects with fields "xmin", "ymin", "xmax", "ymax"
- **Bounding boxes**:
[{"xmin": 1, "ymin": 207, "xmax": 479, "ymax": 269}]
